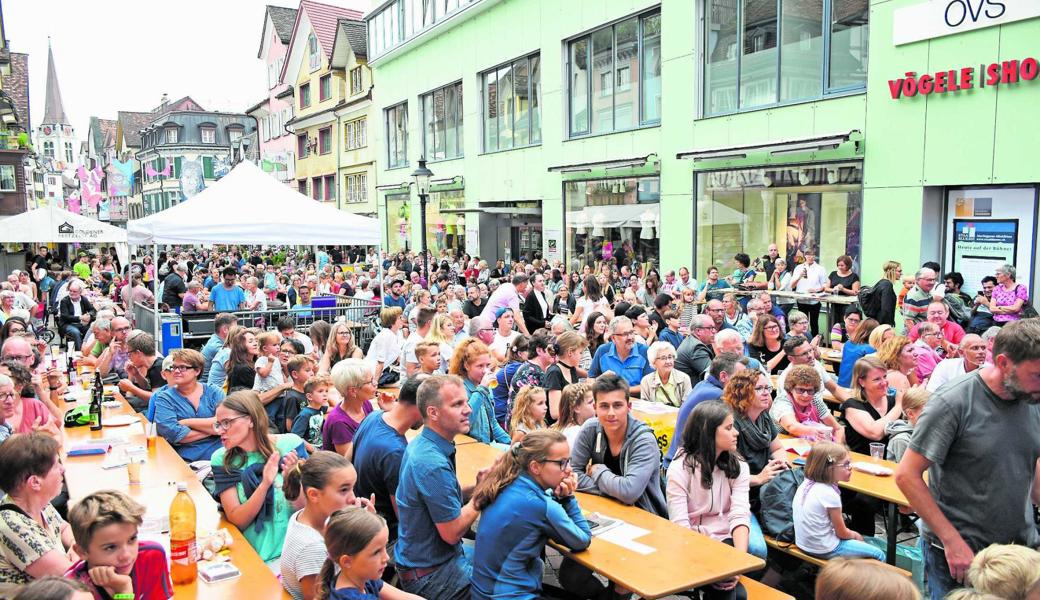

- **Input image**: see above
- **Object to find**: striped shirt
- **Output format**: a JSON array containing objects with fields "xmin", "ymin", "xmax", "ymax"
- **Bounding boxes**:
[{"xmin": 280, "ymin": 510, "xmax": 328, "ymax": 600}]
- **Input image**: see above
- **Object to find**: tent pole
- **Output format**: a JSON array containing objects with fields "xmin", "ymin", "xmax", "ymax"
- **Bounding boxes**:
[
  {"xmin": 153, "ymin": 243, "xmax": 160, "ymax": 347},
  {"xmin": 378, "ymin": 242, "xmax": 384, "ymax": 307}
]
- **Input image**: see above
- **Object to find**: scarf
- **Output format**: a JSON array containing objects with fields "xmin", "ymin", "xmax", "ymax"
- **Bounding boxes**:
[
  {"xmin": 735, "ymin": 411, "xmax": 774, "ymax": 474},
  {"xmin": 212, "ymin": 462, "xmax": 273, "ymax": 535}
]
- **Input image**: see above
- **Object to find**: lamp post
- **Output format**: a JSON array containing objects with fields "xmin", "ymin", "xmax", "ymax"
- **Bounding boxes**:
[{"xmin": 411, "ymin": 157, "xmax": 434, "ymax": 288}]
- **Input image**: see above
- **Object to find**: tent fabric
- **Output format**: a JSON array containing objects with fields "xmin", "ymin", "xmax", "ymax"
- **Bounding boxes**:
[
  {"xmin": 0, "ymin": 205, "xmax": 128, "ymax": 243},
  {"xmin": 127, "ymin": 161, "xmax": 380, "ymax": 246}
]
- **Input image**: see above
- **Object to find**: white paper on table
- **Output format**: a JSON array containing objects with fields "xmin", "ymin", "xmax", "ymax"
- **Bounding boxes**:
[
  {"xmin": 630, "ymin": 400, "xmax": 679, "ymax": 415},
  {"xmin": 596, "ymin": 523, "xmax": 657, "ymax": 555}
]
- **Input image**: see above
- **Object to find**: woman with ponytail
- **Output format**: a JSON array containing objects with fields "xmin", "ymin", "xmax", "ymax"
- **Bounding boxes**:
[
  {"xmin": 313, "ymin": 507, "xmax": 420, "ymax": 600},
  {"xmin": 470, "ymin": 430, "xmax": 592, "ymax": 600},
  {"xmin": 280, "ymin": 451, "xmax": 374, "ymax": 600}
]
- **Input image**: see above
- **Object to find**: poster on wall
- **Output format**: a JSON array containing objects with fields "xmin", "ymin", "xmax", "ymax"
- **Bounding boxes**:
[
  {"xmin": 951, "ymin": 220, "xmax": 1018, "ymax": 295},
  {"xmin": 545, "ymin": 228, "xmax": 562, "ymax": 264},
  {"xmin": 786, "ymin": 193, "xmax": 821, "ymax": 266}
]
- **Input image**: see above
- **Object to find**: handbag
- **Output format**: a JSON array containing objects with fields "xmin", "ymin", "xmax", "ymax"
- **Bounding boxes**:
[
  {"xmin": 378, "ymin": 366, "xmax": 400, "ymax": 386},
  {"xmin": 1016, "ymin": 285, "xmax": 1038, "ymax": 319}
]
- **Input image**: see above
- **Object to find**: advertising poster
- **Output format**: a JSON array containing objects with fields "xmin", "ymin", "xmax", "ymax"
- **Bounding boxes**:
[
  {"xmin": 786, "ymin": 193, "xmax": 821, "ymax": 265},
  {"xmin": 951, "ymin": 219, "xmax": 1018, "ymax": 295}
]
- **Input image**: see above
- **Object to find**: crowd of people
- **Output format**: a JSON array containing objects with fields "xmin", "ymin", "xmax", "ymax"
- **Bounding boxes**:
[{"xmin": 0, "ymin": 242, "xmax": 1036, "ymax": 600}]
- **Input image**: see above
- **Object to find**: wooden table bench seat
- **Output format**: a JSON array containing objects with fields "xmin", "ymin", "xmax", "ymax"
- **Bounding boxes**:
[
  {"xmin": 740, "ymin": 576, "xmax": 795, "ymax": 600},
  {"xmin": 762, "ymin": 536, "xmax": 911, "ymax": 579}
]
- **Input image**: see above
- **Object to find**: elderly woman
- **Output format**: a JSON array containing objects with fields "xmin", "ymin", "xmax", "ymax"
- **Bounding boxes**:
[
  {"xmin": 366, "ymin": 307, "xmax": 405, "ymax": 387},
  {"xmin": 990, "ymin": 263, "xmax": 1030, "ymax": 324},
  {"xmin": 153, "ymin": 348, "xmax": 225, "ymax": 462},
  {"xmin": 0, "ymin": 362, "xmax": 59, "ymax": 438},
  {"xmin": 0, "ymin": 432, "xmax": 75, "ymax": 584},
  {"xmin": 640, "ymin": 341, "xmax": 692, "ymax": 407},
  {"xmin": 876, "ymin": 336, "xmax": 919, "ymax": 393},
  {"xmin": 786, "ymin": 309, "xmax": 820, "ymax": 346},
  {"xmin": 770, "ymin": 364, "xmax": 845, "ymax": 442},
  {"xmin": 908, "ymin": 321, "xmax": 943, "ymax": 382},
  {"xmin": 325, "ymin": 359, "xmax": 389, "ymax": 456}
]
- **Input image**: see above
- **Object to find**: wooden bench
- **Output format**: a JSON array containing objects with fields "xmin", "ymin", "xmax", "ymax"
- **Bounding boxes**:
[
  {"xmin": 763, "ymin": 536, "xmax": 912, "ymax": 579},
  {"xmin": 740, "ymin": 576, "xmax": 794, "ymax": 600}
]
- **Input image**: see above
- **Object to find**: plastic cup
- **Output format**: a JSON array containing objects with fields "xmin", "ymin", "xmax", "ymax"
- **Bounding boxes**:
[
  {"xmin": 869, "ymin": 442, "xmax": 886, "ymax": 462},
  {"xmin": 127, "ymin": 459, "xmax": 142, "ymax": 485}
]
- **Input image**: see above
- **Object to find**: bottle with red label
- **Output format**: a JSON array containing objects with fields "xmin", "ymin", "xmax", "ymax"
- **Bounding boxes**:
[{"xmin": 169, "ymin": 482, "xmax": 197, "ymax": 584}]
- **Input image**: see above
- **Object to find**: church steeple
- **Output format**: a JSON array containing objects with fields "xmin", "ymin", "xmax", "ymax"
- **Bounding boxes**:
[{"xmin": 42, "ymin": 39, "xmax": 69, "ymax": 126}]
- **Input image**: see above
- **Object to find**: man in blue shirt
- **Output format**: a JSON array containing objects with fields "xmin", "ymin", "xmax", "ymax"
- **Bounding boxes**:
[
  {"xmin": 208, "ymin": 267, "xmax": 246, "ymax": 312},
  {"xmin": 353, "ymin": 376, "xmax": 424, "ymax": 543},
  {"xmin": 395, "ymin": 375, "xmax": 482, "ymax": 600},
  {"xmin": 292, "ymin": 284, "xmax": 314, "ymax": 319},
  {"xmin": 200, "ymin": 313, "xmax": 237, "ymax": 382},
  {"xmin": 587, "ymin": 316, "xmax": 651, "ymax": 396},
  {"xmin": 384, "ymin": 279, "xmax": 408, "ymax": 310},
  {"xmin": 664, "ymin": 352, "xmax": 748, "ymax": 468}
]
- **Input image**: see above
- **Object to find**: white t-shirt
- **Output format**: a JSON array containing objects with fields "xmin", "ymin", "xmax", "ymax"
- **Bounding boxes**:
[
  {"xmin": 402, "ymin": 331, "xmax": 424, "ymax": 367},
  {"xmin": 250, "ymin": 288, "xmax": 268, "ymax": 311},
  {"xmin": 792, "ymin": 480, "xmax": 842, "ymax": 555},
  {"xmin": 367, "ymin": 328, "xmax": 404, "ymax": 370},
  {"xmin": 489, "ymin": 330, "xmax": 519, "ymax": 358},
  {"xmin": 280, "ymin": 511, "xmax": 327, "ymax": 600},
  {"xmin": 575, "ymin": 297, "xmax": 609, "ymax": 332},
  {"xmin": 792, "ymin": 262, "xmax": 828, "ymax": 304},
  {"xmin": 926, "ymin": 358, "xmax": 968, "ymax": 392},
  {"xmin": 561, "ymin": 424, "xmax": 582, "ymax": 448}
]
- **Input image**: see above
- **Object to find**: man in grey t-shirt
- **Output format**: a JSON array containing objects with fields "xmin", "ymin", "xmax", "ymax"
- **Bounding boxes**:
[{"xmin": 896, "ymin": 319, "xmax": 1040, "ymax": 600}]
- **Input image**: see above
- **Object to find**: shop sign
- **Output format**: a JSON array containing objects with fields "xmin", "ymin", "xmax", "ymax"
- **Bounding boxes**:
[
  {"xmin": 893, "ymin": 0, "xmax": 1040, "ymax": 46},
  {"xmin": 887, "ymin": 57, "xmax": 1038, "ymax": 99}
]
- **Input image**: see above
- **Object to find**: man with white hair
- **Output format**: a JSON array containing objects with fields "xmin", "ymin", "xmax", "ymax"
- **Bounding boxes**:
[
  {"xmin": 587, "ymin": 316, "xmax": 652, "ymax": 394},
  {"xmin": 903, "ymin": 267, "xmax": 940, "ymax": 330},
  {"xmin": 58, "ymin": 281, "xmax": 96, "ymax": 349},
  {"xmin": 675, "ymin": 314, "xmax": 717, "ymax": 383},
  {"xmin": 449, "ymin": 308, "xmax": 468, "ymax": 344},
  {"xmin": 466, "ymin": 315, "xmax": 494, "ymax": 346},
  {"xmin": 244, "ymin": 276, "xmax": 267, "ymax": 311},
  {"xmin": 161, "ymin": 263, "xmax": 188, "ymax": 311}
]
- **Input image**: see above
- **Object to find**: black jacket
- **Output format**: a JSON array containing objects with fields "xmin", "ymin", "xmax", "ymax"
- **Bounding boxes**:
[
  {"xmin": 522, "ymin": 289, "xmax": 551, "ymax": 333},
  {"xmin": 675, "ymin": 336, "xmax": 715, "ymax": 383},
  {"xmin": 58, "ymin": 296, "xmax": 97, "ymax": 328}
]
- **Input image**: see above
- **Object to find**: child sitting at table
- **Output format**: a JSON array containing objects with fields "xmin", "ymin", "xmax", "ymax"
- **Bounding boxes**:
[
  {"xmin": 508, "ymin": 386, "xmax": 548, "ymax": 442},
  {"xmin": 966, "ymin": 543, "xmax": 1040, "ymax": 600},
  {"xmin": 884, "ymin": 385, "xmax": 930, "ymax": 462},
  {"xmin": 65, "ymin": 490, "xmax": 173, "ymax": 600},
  {"xmin": 12, "ymin": 577, "xmax": 94, "ymax": 600},
  {"xmin": 314, "ymin": 507, "xmax": 420, "ymax": 600},
  {"xmin": 793, "ymin": 442, "xmax": 885, "ymax": 561},
  {"xmin": 815, "ymin": 558, "xmax": 920, "ymax": 600},
  {"xmin": 292, "ymin": 375, "xmax": 333, "ymax": 452}
]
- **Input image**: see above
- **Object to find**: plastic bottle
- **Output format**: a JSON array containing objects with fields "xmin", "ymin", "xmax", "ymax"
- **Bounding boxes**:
[{"xmin": 169, "ymin": 482, "xmax": 198, "ymax": 584}]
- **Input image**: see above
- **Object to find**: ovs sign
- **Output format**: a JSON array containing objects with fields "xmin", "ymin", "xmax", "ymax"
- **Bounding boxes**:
[{"xmin": 893, "ymin": 0, "xmax": 1040, "ymax": 46}]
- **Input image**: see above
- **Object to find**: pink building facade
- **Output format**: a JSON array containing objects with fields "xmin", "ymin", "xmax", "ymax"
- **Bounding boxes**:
[{"xmin": 250, "ymin": 5, "xmax": 299, "ymax": 187}]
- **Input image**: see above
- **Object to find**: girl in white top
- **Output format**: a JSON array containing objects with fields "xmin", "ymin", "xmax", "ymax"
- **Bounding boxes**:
[
  {"xmin": 551, "ymin": 383, "xmax": 594, "ymax": 448},
  {"xmin": 280, "ymin": 451, "xmax": 375, "ymax": 600},
  {"xmin": 768, "ymin": 258, "xmax": 796, "ymax": 310},
  {"xmin": 489, "ymin": 308, "xmax": 520, "ymax": 364},
  {"xmin": 570, "ymin": 276, "xmax": 612, "ymax": 331},
  {"xmin": 792, "ymin": 442, "xmax": 885, "ymax": 560},
  {"xmin": 366, "ymin": 307, "xmax": 406, "ymax": 386}
]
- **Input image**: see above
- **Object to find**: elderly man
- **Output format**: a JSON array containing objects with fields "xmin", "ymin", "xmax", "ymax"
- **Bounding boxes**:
[
  {"xmin": 466, "ymin": 315, "xmax": 494, "ymax": 346},
  {"xmin": 926, "ymin": 334, "xmax": 987, "ymax": 392},
  {"xmin": 736, "ymin": 299, "xmax": 764, "ymax": 342},
  {"xmin": 666, "ymin": 352, "xmax": 749, "ymax": 468},
  {"xmin": 757, "ymin": 291, "xmax": 787, "ymax": 331},
  {"xmin": 97, "ymin": 316, "xmax": 132, "ymax": 379},
  {"xmin": 909, "ymin": 301, "xmax": 965, "ymax": 354},
  {"xmin": 58, "ymin": 281, "xmax": 97, "ymax": 350},
  {"xmin": 675, "ymin": 314, "xmax": 717, "ymax": 383},
  {"xmin": 480, "ymin": 274, "xmax": 530, "ymax": 336},
  {"xmin": 244, "ymin": 276, "xmax": 267, "ymax": 311},
  {"xmin": 449, "ymin": 308, "xmax": 468, "ymax": 345},
  {"xmin": 1, "ymin": 336, "xmax": 63, "ymax": 419},
  {"xmin": 903, "ymin": 267, "xmax": 941, "ymax": 329},
  {"xmin": 161, "ymin": 263, "xmax": 188, "ymax": 311},
  {"xmin": 896, "ymin": 320, "xmax": 1040, "ymax": 598},
  {"xmin": 587, "ymin": 316, "xmax": 652, "ymax": 395}
]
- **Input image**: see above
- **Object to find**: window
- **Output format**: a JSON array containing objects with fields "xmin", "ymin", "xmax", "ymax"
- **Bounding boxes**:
[
  {"xmin": 229, "ymin": 128, "xmax": 243, "ymax": 143},
  {"xmin": 298, "ymin": 180, "xmax": 307, "ymax": 195},
  {"xmin": 568, "ymin": 10, "xmax": 661, "ymax": 137},
  {"xmin": 324, "ymin": 175, "xmax": 336, "ymax": 201},
  {"xmin": 0, "ymin": 165, "xmax": 15, "ymax": 191},
  {"xmin": 564, "ymin": 176, "xmax": 661, "ymax": 269},
  {"xmin": 308, "ymin": 34, "xmax": 320, "ymax": 71},
  {"xmin": 318, "ymin": 127, "xmax": 332, "ymax": 154},
  {"xmin": 421, "ymin": 81, "xmax": 463, "ymax": 161},
  {"xmin": 482, "ymin": 53, "xmax": 541, "ymax": 152},
  {"xmin": 345, "ymin": 118, "xmax": 367, "ymax": 150},
  {"xmin": 165, "ymin": 128, "xmax": 178, "ymax": 144},
  {"xmin": 367, "ymin": 0, "xmax": 479, "ymax": 60},
  {"xmin": 297, "ymin": 134, "xmax": 308, "ymax": 158},
  {"xmin": 65, "ymin": 142, "xmax": 74, "ymax": 163},
  {"xmin": 319, "ymin": 75, "xmax": 332, "ymax": 101},
  {"xmin": 43, "ymin": 141, "xmax": 54, "ymax": 158},
  {"xmin": 385, "ymin": 103, "xmax": 408, "ymax": 168},
  {"xmin": 350, "ymin": 67, "xmax": 363, "ymax": 95},
  {"xmin": 300, "ymin": 83, "xmax": 311, "ymax": 108},
  {"xmin": 703, "ymin": 0, "xmax": 868, "ymax": 116},
  {"xmin": 345, "ymin": 173, "xmax": 368, "ymax": 203},
  {"xmin": 203, "ymin": 156, "xmax": 214, "ymax": 178},
  {"xmin": 312, "ymin": 177, "xmax": 322, "ymax": 200},
  {"xmin": 201, "ymin": 127, "xmax": 216, "ymax": 144}
]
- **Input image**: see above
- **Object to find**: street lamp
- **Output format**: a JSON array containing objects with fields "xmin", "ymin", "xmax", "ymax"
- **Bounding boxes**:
[{"xmin": 411, "ymin": 157, "xmax": 434, "ymax": 287}]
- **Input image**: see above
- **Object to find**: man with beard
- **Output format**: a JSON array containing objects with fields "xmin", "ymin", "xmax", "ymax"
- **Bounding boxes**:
[{"xmin": 896, "ymin": 318, "xmax": 1040, "ymax": 600}]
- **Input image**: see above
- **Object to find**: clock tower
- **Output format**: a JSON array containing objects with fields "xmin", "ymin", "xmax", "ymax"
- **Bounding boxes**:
[{"xmin": 34, "ymin": 41, "xmax": 78, "ymax": 208}]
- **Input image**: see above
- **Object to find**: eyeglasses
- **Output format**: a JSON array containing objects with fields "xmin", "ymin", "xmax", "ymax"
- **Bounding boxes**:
[
  {"xmin": 213, "ymin": 415, "xmax": 247, "ymax": 432},
  {"xmin": 0, "ymin": 392, "xmax": 14, "ymax": 400},
  {"xmin": 113, "ymin": 326, "xmax": 131, "ymax": 333},
  {"xmin": 336, "ymin": 330, "xmax": 352, "ymax": 336},
  {"xmin": 791, "ymin": 387, "xmax": 817, "ymax": 396},
  {"xmin": 2, "ymin": 354, "xmax": 32, "ymax": 362},
  {"xmin": 541, "ymin": 458, "xmax": 571, "ymax": 470},
  {"xmin": 754, "ymin": 385, "xmax": 773, "ymax": 393},
  {"xmin": 167, "ymin": 364, "xmax": 196, "ymax": 373},
  {"xmin": 616, "ymin": 330, "xmax": 636, "ymax": 337},
  {"xmin": 655, "ymin": 355, "xmax": 676, "ymax": 362},
  {"xmin": 831, "ymin": 461, "xmax": 853, "ymax": 470}
]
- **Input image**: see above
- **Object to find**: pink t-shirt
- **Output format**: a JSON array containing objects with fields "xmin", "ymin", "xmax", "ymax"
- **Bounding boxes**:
[
  {"xmin": 14, "ymin": 396, "xmax": 52, "ymax": 434},
  {"xmin": 908, "ymin": 320, "xmax": 965, "ymax": 345},
  {"xmin": 480, "ymin": 283, "xmax": 522, "ymax": 323},
  {"xmin": 992, "ymin": 283, "xmax": 1029, "ymax": 323},
  {"xmin": 912, "ymin": 341, "xmax": 942, "ymax": 382}
]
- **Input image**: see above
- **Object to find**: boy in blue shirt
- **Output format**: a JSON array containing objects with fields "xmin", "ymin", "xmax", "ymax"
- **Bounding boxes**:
[{"xmin": 291, "ymin": 374, "xmax": 331, "ymax": 450}]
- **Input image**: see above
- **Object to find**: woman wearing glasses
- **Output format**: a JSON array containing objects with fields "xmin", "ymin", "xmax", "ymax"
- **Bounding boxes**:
[
  {"xmin": 152, "ymin": 348, "xmax": 225, "ymax": 463},
  {"xmin": 211, "ymin": 390, "xmax": 307, "ymax": 564},
  {"xmin": 470, "ymin": 429, "xmax": 591, "ymax": 600},
  {"xmin": 748, "ymin": 314, "xmax": 789, "ymax": 374}
]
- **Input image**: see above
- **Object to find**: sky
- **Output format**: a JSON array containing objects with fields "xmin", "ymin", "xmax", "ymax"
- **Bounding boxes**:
[{"xmin": 3, "ymin": 0, "xmax": 370, "ymax": 140}]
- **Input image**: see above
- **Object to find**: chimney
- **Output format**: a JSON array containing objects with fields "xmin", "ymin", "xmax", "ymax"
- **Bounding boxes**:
[{"xmin": 161, "ymin": 93, "xmax": 169, "ymax": 108}]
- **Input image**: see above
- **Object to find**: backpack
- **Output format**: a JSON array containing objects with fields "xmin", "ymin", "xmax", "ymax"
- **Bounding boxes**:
[
  {"xmin": 1016, "ymin": 285, "xmax": 1039, "ymax": 319},
  {"xmin": 758, "ymin": 468, "xmax": 806, "ymax": 543},
  {"xmin": 942, "ymin": 295, "xmax": 972, "ymax": 328},
  {"xmin": 857, "ymin": 284, "xmax": 882, "ymax": 320}
]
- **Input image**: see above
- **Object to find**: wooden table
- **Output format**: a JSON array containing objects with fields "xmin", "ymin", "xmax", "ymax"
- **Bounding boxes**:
[
  {"xmin": 453, "ymin": 442, "xmax": 765, "ymax": 598},
  {"xmin": 779, "ymin": 435, "xmax": 909, "ymax": 565},
  {"xmin": 732, "ymin": 289, "xmax": 857, "ymax": 332},
  {"xmin": 60, "ymin": 391, "xmax": 290, "ymax": 599}
]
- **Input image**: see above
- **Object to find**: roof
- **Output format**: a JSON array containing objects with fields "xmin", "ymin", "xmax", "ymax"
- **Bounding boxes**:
[
  {"xmin": 89, "ymin": 117, "xmax": 118, "ymax": 154},
  {"xmin": 5, "ymin": 53, "xmax": 30, "ymax": 133},
  {"xmin": 268, "ymin": 5, "xmax": 299, "ymax": 43},
  {"xmin": 42, "ymin": 44, "xmax": 70, "ymax": 125},
  {"xmin": 339, "ymin": 18, "xmax": 367, "ymax": 59},
  {"xmin": 297, "ymin": 0, "xmax": 363, "ymax": 61},
  {"xmin": 152, "ymin": 96, "xmax": 205, "ymax": 115},
  {"xmin": 116, "ymin": 111, "xmax": 153, "ymax": 148}
]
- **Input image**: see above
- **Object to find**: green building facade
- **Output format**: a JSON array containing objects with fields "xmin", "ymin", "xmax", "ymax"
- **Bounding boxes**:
[{"xmin": 368, "ymin": 0, "xmax": 1039, "ymax": 295}]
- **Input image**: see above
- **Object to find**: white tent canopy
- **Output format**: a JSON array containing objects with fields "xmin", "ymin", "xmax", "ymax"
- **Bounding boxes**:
[
  {"xmin": 0, "ymin": 205, "xmax": 128, "ymax": 243},
  {"xmin": 127, "ymin": 161, "xmax": 381, "ymax": 245}
]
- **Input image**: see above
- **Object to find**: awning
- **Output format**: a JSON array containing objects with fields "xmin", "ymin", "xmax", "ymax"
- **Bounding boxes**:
[
  {"xmin": 548, "ymin": 154, "xmax": 656, "ymax": 173},
  {"xmin": 677, "ymin": 131, "xmax": 860, "ymax": 162},
  {"xmin": 567, "ymin": 203, "xmax": 659, "ymax": 228}
]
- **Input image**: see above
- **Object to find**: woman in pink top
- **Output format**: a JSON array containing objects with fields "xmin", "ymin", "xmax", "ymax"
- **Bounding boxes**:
[
  {"xmin": 990, "ymin": 264, "xmax": 1029, "ymax": 323},
  {"xmin": 666, "ymin": 400, "xmax": 756, "ymax": 600},
  {"xmin": 0, "ymin": 362, "xmax": 57, "ymax": 435},
  {"xmin": 909, "ymin": 322, "xmax": 943, "ymax": 382}
]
